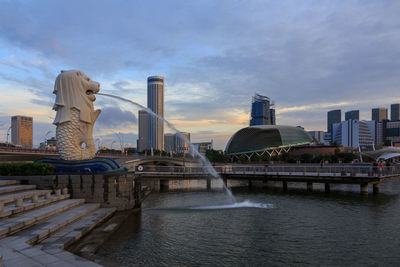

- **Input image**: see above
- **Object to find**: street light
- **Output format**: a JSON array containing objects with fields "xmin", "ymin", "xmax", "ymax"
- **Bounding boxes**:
[
  {"xmin": 111, "ymin": 141, "xmax": 116, "ymax": 150},
  {"xmin": 6, "ymin": 126, "xmax": 11, "ymax": 146},
  {"xmin": 44, "ymin": 131, "xmax": 53, "ymax": 149},
  {"xmin": 95, "ymin": 138, "xmax": 102, "ymax": 153}
]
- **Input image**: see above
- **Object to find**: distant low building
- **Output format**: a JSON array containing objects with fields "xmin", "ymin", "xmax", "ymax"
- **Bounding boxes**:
[
  {"xmin": 193, "ymin": 141, "xmax": 213, "ymax": 154},
  {"xmin": 39, "ymin": 137, "xmax": 57, "ymax": 150},
  {"xmin": 164, "ymin": 132, "xmax": 191, "ymax": 154},
  {"xmin": 323, "ymin": 132, "xmax": 332, "ymax": 145}
]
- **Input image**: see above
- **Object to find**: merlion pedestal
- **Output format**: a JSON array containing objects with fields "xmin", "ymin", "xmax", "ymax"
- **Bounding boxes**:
[{"xmin": 52, "ymin": 70, "xmax": 101, "ymax": 160}]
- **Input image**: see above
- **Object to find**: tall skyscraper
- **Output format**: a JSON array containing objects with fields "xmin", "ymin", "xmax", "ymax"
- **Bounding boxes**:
[
  {"xmin": 147, "ymin": 76, "xmax": 164, "ymax": 150},
  {"xmin": 250, "ymin": 93, "xmax": 275, "ymax": 126},
  {"xmin": 327, "ymin": 109, "xmax": 341, "ymax": 134},
  {"xmin": 391, "ymin": 104, "xmax": 400, "ymax": 121},
  {"xmin": 372, "ymin": 107, "xmax": 388, "ymax": 122},
  {"xmin": 11, "ymin": 115, "xmax": 33, "ymax": 148},
  {"xmin": 345, "ymin": 110, "xmax": 359, "ymax": 121},
  {"xmin": 137, "ymin": 110, "xmax": 148, "ymax": 152}
]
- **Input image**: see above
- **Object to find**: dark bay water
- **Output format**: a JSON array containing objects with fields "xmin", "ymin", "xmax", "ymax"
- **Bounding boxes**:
[{"xmin": 98, "ymin": 180, "xmax": 400, "ymax": 266}]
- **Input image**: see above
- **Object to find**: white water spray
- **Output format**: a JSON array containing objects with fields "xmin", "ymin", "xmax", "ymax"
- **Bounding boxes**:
[{"xmin": 98, "ymin": 93, "xmax": 236, "ymax": 203}]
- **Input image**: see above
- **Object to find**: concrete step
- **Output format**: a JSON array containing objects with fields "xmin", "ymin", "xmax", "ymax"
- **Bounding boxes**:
[
  {"xmin": 40, "ymin": 207, "xmax": 116, "ymax": 251},
  {"xmin": 24, "ymin": 203, "xmax": 101, "ymax": 245},
  {"xmin": 0, "ymin": 193, "xmax": 70, "ymax": 219},
  {"xmin": 0, "ymin": 184, "xmax": 36, "ymax": 195},
  {"xmin": 0, "ymin": 180, "xmax": 20, "ymax": 187},
  {"xmin": 0, "ymin": 198, "xmax": 85, "ymax": 238},
  {"xmin": 0, "ymin": 189, "xmax": 52, "ymax": 205}
]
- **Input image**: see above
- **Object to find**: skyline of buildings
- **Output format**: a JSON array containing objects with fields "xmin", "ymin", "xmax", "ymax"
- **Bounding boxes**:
[
  {"xmin": 3, "ymin": 87, "xmax": 400, "ymax": 151},
  {"xmin": 321, "ymin": 103, "xmax": 400, "ymax": 148}
]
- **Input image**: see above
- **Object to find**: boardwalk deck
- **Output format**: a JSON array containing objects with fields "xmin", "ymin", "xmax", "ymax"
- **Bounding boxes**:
[{"xmin": 133, "ymin": 164, "xmax": 400, "ymax": 194}]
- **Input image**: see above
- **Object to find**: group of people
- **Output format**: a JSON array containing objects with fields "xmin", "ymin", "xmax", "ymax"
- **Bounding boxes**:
[{"xmin": 373, "ymin": 161, "xmax": 391, "ymax": 176}]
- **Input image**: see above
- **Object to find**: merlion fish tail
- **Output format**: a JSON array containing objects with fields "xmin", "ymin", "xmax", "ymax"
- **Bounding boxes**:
[{"xmin": 56, "ymin": 108, "xmax": 95, "ymax": 160}]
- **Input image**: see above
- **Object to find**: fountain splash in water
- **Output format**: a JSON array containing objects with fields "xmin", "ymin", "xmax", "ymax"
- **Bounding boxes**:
[
  {"xmin": 98, "ymin": 93, "xmax": 236, "ymax": 203},
  {"xmin": 189, "ymin": 200, "xmax": 274, "ymax": 210}
]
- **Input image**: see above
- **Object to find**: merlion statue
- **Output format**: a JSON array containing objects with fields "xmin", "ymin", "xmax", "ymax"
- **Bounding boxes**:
[{"xmin": 52, "ymin": 70, "xmax": 101, "ymax": 160}]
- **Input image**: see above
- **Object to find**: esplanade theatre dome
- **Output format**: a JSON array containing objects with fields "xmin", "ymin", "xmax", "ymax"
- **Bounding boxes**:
[{"xmin": 226, "ymin": 125, "xmax": 313, "ymax": 155}]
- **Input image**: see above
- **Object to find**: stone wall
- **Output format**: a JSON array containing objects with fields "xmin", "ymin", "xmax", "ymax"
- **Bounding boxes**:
[{"xmin": 0, "ymin": 173, "xmax": 141, "ymax": 211}]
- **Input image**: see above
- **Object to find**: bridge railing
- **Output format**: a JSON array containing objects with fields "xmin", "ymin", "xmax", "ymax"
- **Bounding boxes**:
[
  {"xmin": 135, "ymin": 164, "xmax": 400, "ymax": 177},
  {"xmin": 0, "ymin": 146, "xmax": 58, "ymax": 154}
]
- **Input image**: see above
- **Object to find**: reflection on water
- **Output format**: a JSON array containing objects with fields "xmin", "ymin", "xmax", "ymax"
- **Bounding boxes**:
[{"xmin": 98, "ymin": 179, "xmax": 400, "ymax": 266}]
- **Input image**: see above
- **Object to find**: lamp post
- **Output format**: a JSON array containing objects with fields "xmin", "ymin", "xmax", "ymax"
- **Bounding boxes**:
[
  {"xmin": 6, "ymin": 126, "xmax": 11, "ymax": 146},
  {"xmin": 111, "ymin": 141, "xmax": 116, "ymax": 150},
  {"xmin": 95, "ymin": 138, "xmax": 102, "ymax": 154},
  {"xmin": 44, "ymin": 131, "xmax": 52, "ymax": 150}
]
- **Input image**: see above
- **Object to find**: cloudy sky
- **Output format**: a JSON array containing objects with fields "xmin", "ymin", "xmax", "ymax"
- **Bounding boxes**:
[{"xmin": 1, "ymin": 0, "xmax": 400, "ymax": 149}]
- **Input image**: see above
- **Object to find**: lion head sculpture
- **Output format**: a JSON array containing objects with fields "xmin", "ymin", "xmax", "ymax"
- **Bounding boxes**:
[{"xmin": 53, "ymin": 70, "xmax": 101, "ymax": 160}]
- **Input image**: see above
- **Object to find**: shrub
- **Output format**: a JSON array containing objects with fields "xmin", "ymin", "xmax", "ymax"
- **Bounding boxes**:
[{"xmin": 0, "ymin": 163, "xmax": 55, "ymax": 176}]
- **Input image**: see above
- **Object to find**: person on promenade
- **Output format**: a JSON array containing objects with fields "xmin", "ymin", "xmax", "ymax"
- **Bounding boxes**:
[
  {"xmin": 373, "ymin": 161, "xmax": 378, "ymax": 176},
  {"xmin": 386, "ymin": 161, "xmax": 391, "ymax": 175},
  {"xmin": 379, "ymin": 161, "xmax": 383, "ymax": 176}
]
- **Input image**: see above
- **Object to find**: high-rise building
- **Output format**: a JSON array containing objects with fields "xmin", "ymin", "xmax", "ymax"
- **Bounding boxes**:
[
  {"xmin": 391, "ymin": 104, "xmax": 400, "ymax": 121},
  {"xmin": 377, "ymin": 120, "xmax": 400, "ymax": 146},
  {"xmin": 372, "ymin": 107, "xmax": 388, "ymax": 122},
  {"xmin": 147, "ymin": 76, "xmax": 164, "ymax": 151},
  {"xmin": 137, "ymin": 110, "xmax": 148, "ymax": 152},
  {"xmin": 269, "ymin": 108, "xmax": 276, "ymax": 125},
  {"xmin": 250, "ymin": 93, "xmax": 275, "ymax": 126},
  {"xmin": 307, "ymin": 131, "xmax": 325, "ymax": 143},
  {"xmin": 164, "ymin": 132, "xmax": 191, "ymax": 154},
  {"xmin": 327, "ymin": 110, "xmax": 341, "ymax": 137},
  {"xmin": 164, "ymin": 133, "xmax": 175, "ymax": 153},
  {"xmin": 11, "ymin": 115, "xmax": 33, "ymax": 148},
  {"xmin": 332, "ymin": 120, "xmax": 375, "ymax": 148},
  {"xmin": 176, "ymin": 132, "xmax": 190, "ymax": 154},
  {"xmin": 345, "ymin": 110, "xmax": 359, "ymax": 121}
]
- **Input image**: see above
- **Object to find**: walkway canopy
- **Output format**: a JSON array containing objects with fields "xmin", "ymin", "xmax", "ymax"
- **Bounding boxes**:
[
  {"xmin": 362, "ymin": 147, "xmax": 400, "ymax": 160},
  {"xmin": 225, "ymin": 125, "xmax": 313, "ymax": 156},
  {"xmin": 377, "ymin": 153, "xmax": 400, "ymax": 161}
]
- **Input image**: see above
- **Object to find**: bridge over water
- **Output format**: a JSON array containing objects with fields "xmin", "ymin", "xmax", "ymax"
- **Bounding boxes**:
[{"xmin": 133, "ymin": 164, "xmax": 400, "ymax": 194}]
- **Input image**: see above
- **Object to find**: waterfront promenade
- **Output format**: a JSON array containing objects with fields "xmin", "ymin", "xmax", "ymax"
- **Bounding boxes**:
[{"xmin": 134, "ymin": 164, "xmax": 400, "ymax": 194}]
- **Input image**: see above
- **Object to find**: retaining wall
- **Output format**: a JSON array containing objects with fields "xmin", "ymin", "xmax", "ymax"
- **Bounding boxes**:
[{"xmin": 0, "ymin": 173, "xmax": 140, "ymax": 211}]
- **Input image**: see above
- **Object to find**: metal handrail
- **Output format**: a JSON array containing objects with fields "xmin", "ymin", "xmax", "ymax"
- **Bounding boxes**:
[{"xmin": 134, "ymin": 164, "xmax": 400, "ymax": 177}]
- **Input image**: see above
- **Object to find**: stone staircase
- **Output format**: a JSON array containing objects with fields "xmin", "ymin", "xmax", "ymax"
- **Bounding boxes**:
[{"xmin": 0, "ymin": 179, "xmax": 116, "ymax": 266}]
